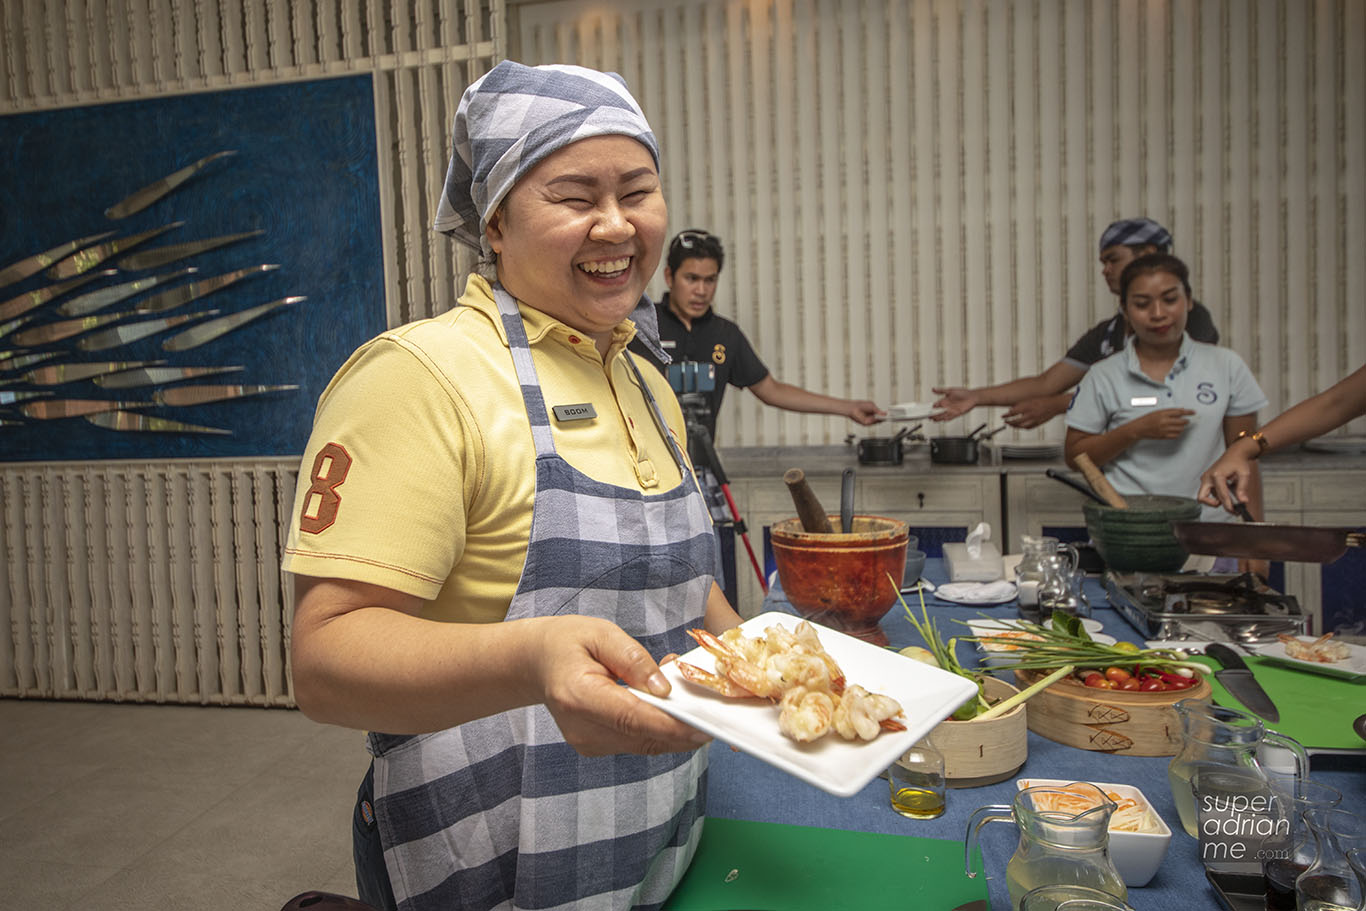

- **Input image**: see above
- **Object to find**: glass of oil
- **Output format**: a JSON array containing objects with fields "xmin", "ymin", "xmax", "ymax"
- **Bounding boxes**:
[{"xmin": 889, "ymin": 737, "xmax": 946, "ymax": 819}]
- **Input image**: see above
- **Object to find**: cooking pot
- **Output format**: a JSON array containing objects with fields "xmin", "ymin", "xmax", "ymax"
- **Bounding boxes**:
[
  {"xmin": 854, "ymin": 425, "xmax": 918, "ymax": 465},
  {"xmin": 930, "ymin": 423, "xmax": 1005, "ymax": 465}
]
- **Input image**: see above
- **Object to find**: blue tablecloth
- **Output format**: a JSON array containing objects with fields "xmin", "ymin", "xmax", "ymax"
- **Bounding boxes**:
[{"xmin": 704, "ymin": 560, "xmax": 1366, "ymax": 910}]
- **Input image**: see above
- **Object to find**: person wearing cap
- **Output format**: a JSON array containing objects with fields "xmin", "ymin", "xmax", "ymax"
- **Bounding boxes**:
[
  {"xmin": 1065, "ymin": 253, "xmax": 1267, "ymax": 541},
  {"xmin": 283, "ymin": 61, "xmax": 742, "ymax": 911},
  {"xmin": 931, "ymin": 217, "xmax": 1220, "ymax": 428},
  {"xmin": 630, "ymin": 228, "xmax": 885, "ymax": 443}
]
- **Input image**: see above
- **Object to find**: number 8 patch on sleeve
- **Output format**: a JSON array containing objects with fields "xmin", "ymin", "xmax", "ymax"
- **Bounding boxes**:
[{"xmin": 299, "ymin": 442, "xmax": 352, "ymax": 533}]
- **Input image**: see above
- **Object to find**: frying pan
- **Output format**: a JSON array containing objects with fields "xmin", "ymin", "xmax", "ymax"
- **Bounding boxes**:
[{"xmin": 1170, "ymin": 520, "xmax": 1364, "ymax": 564}]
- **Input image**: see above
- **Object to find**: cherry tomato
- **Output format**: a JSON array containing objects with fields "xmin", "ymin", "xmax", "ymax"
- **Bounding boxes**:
[
  {"xmin": 1084, "ymin": 674, "xmax": 1113, "ymax": 689},
  {"xmin": 1104, "ymin": 667, "xmax": 1132, "ymax": 684},
  {"xmin": 1139, "ymin": 679, "xmax": 1163, "ymax": 692},
  {"xmin": 1165, "ymin": 677, "xmax": 1194, "ymax": 689},
  {"xmin": 1118, "ymin": 677, "xmax": 1141, "ymax": 691}
]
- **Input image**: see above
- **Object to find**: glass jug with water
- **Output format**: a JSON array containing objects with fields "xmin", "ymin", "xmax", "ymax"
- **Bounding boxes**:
[
  {"xmin": 1167, "ymin": 699, "xmax": 1309, "ymax": 838},
  {"xmin": 1016, "ymin": 535, "xmax": 1080, "ymax": 621},
  {"xmin": 965, "ymin": 781, "xmax": 1127, "ymax": 910}
]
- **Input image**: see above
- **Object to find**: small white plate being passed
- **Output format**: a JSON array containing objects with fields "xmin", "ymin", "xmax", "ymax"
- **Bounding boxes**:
[
  {"xmin": 1251, "ymin": 637, "xmax": 1366, "ymax": 682},
  {"xmin": 634, "ymin": 612, "xmax": 979, "ymax": 797},
  {"xmin": 887, "ymin": 401, "xmax": 939, "ymax": 421}
]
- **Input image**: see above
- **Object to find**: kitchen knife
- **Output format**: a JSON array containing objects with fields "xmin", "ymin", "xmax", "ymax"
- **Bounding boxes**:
[{"xmin": 1206, "ymin": 642, "xmax": 1279, "ymax": 722}]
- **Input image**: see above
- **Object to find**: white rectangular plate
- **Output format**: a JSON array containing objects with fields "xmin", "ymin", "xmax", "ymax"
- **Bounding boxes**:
[
  {"xmin": 633, "ymin": 612, "xmax": 978, "ymax": 797},
  {"xmin": 1251, "ymin": 637, "xmax": 1366, "ymax": 681}
]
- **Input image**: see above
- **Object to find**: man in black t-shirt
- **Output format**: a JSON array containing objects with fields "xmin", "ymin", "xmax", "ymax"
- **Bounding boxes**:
[
  {"xmin": 630, "ymin": 229, "xmax": 884, "ymax": 442},
  {"xmin": 630, "ymin": 230, "xmax": 884, "ymax": 607},
  {"xmin": 931, "ymin": 217, "xmax": 1220, "ymax": 428}
]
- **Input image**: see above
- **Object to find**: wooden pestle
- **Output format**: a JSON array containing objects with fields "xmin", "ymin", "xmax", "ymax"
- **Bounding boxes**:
[
  {"xmin": 1074, "ymin": 452, "xmax": 1129, "ymax": 508},
  {"xmin": 783, "ymin": 468, "xmax": 836, "ymax": 533}
]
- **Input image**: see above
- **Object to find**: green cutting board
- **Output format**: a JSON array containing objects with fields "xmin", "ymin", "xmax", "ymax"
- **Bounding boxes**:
[
  {"xmin": 664, "ymin": 817, "xmax": 988, "ymax": 911},
  {"xmin": 1193, "ymin": 655, "xmax": 1366, "ymax": 751}
]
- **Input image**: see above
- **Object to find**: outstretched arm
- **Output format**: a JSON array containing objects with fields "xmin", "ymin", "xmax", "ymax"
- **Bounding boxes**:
[
  {"xmin": 290, "ymin": 575, "xmax": 712, "ymax": 756},
  {"xmin": 747, "ymin": 374, "xmax": 885, "ymax": 425},
  {"xmin": 1200, "ymin": 363, "xmax": 1366, "ymax": 511},
  {"xmin": 932, "ymin": 361, "xmax": 1086, "ymax": 422},
  {"xmin": 1063, "ymin": 408, "xmax": 1197, "ymax": 469}
]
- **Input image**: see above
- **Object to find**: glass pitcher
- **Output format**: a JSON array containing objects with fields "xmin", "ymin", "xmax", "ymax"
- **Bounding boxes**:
[
  {"xmin": 1020, "ymin": 884, "xmax": 1134, "ymax": 911},
  {"xmin": 1261, "ymin": 777, "xmax": 1342, "ymax": 910},
  {"xmin": 1017, "ymin": 535, "xmax": 1080, "ymax": 619},
  {"xmin": 1296, "ymin": 808, "xmax": 1366, "ymax": 911},
  {"xmin": 1347, "ymin": 847, "xmax": 1366, "ymax": 911},
  {"xmin": 965, "ymin": 782, "xmax": 1126, "ymax": 910},
  {"xmin": 1038, "ymin": 565, "xmax": 1093, "ymax": 619},
  {"xmin": 1167, "ymin": 699, "xmax": 1309, "ymax": 837}
]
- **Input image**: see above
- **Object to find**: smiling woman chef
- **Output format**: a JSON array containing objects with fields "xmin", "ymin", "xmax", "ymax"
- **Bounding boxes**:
[
  {"xmin": 282, "ymin": 62, "xmax": 742, "ymax": 911},
  {"xmin": 1064, "ymin": 253, "xmax": 1268, "ymax": 534}
]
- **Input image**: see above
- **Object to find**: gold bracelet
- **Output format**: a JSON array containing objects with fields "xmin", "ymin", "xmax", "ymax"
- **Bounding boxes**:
[{"xmin": 1236, "ymin": 429, "xmax": 1270, "ymax": 458}]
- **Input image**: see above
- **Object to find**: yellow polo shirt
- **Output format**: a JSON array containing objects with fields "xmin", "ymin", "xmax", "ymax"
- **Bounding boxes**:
[{"xmin": 283, "ymin": 274, "xmax": 690, "ymax": 623}]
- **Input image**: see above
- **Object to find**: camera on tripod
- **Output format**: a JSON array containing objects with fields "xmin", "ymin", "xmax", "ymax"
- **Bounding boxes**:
[{"xmin": 666, "ymin": 361, "xmax": 717, "ymax": 468}]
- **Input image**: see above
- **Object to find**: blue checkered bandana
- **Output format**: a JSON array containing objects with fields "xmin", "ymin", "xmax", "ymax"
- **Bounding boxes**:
[
  {"xmin": 1099, "ymin": 217, "xmax": 1173, "ymax": 254},
  {"xmin": 433, "ymin": 61, "xmax": 661, "ymax": 255}
]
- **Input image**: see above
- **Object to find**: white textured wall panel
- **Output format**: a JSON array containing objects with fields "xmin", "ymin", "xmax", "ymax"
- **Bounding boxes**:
[{"xmin": 513, "ymin": 0, "xmax": 1366, "ymax": 448}]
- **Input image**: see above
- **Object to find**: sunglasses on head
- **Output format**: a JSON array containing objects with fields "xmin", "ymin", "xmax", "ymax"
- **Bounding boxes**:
[{"xmin": 672, "ymin": 230, "xmax": 717, "ymax": 250}]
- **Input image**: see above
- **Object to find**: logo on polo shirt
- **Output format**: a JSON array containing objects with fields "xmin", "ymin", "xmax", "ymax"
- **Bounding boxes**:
[
  {"xmin": 1196, "ymin": 382, "xmax": 1218, "ymax": 405},
  {"xmin": 712, "ymin": 344, "xmax": 726, "ymax": 365}
]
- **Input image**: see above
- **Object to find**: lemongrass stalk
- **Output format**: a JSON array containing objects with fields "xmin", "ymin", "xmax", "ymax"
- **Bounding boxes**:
[{"xmin": 970, "ymin": 664, "xmax": 1074, "ymax": 722}]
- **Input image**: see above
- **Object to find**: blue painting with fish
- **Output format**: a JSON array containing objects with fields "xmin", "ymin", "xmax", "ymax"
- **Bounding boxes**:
[{"xmin": 0, "ymin": 75, "xmax": 384, "ymax": 461}]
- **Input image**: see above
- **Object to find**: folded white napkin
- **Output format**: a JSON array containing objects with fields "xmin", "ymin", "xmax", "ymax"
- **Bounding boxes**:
[{"xmin": 936, "ymin": 580, "xmax": 1018, "ymax": 603}]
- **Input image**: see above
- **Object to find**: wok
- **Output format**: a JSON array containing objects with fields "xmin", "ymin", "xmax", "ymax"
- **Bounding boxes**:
[{"xmin": 1171, "ymin": 520, "xmax": 1364, "ymax": 564}]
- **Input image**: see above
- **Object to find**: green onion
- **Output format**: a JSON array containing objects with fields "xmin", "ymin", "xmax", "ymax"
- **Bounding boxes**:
[{"xmin": 961, "ymin": 611, "xmax": 1209, "ymax": 676}]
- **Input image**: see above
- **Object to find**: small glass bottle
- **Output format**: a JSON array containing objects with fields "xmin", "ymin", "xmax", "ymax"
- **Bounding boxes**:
[{"xmin": 888, "ymin": 736, "xmax": 946, "ymax": 819}]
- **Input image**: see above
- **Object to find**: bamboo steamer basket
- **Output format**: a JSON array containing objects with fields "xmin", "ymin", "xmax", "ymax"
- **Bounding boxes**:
[
  {"xmin": 929, "ymin": 676, "xmax": 1029, "ymax": 787},
  {"xmin": 1013, "ymin": 668, "xmax": 1212, "ymax": 756}
]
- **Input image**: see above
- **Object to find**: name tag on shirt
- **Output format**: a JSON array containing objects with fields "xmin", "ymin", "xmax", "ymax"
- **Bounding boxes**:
[
  {"xmin": 661, "ymin": 340, "xmax": 677, "ymax": 349},
  {"xmin": 1130, "ymin": 396, "xmax": 1159, "ymax": 407},
  {"xmin": 553, "ymin": 403, "xmax": 597, "ymax": 422}
]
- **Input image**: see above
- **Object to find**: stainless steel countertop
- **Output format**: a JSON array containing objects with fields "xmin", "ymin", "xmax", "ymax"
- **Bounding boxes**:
[{"xmin": 713, "ymin": 443, "xmax": 1364, "ymax": 479}]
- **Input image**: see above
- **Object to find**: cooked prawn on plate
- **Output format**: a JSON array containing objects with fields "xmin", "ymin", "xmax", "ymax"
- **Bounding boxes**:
[{"xmin": 675, "ymin": 621, "xmax": 905, "ymax": 743}]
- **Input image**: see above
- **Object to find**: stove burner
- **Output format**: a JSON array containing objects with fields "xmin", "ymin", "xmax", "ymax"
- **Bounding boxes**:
[{"xmin": 1105, "ymin": 571, "xmax": 1307, "ymax": 641}]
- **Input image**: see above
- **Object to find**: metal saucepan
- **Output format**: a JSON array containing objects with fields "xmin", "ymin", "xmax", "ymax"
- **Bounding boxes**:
[
  {"xmin": 1171, "ymin": 520, "xmax": 1364, "ymax": 564},
  {"xmin": 854, "ymin": 425, "xmax": 918, "ymax": 465},
  {"xmin": 930, "ymin": 423, "xmax": 1006, "ymax": 465}
]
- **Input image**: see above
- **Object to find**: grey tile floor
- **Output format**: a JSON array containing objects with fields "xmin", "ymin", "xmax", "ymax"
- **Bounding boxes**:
[{"xmin": 0, "ymin": 698, "xmax": 372, "ymax": 911}]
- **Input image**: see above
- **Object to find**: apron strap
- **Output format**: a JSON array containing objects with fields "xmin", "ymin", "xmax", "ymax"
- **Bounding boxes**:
[{"xmin": 491, "ymin": 283, "xmax": 556, "ymax": 458}]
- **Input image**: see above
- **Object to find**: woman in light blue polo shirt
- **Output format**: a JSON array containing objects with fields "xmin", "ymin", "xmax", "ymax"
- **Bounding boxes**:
[{"xmin": 1064, "ymin": 253, "xmax": 1268, "ymax": 533}]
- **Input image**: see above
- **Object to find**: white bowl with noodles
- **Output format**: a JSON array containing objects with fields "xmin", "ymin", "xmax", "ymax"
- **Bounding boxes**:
[{"xmin": 1015, "ymin": 778, "xmax": 1172, "ymax": 886}]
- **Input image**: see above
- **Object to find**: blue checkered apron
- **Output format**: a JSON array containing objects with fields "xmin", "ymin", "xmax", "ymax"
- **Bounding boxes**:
[{"xmin": 367, "ymin": 284, "xmax": 716, "ymax": 911}]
